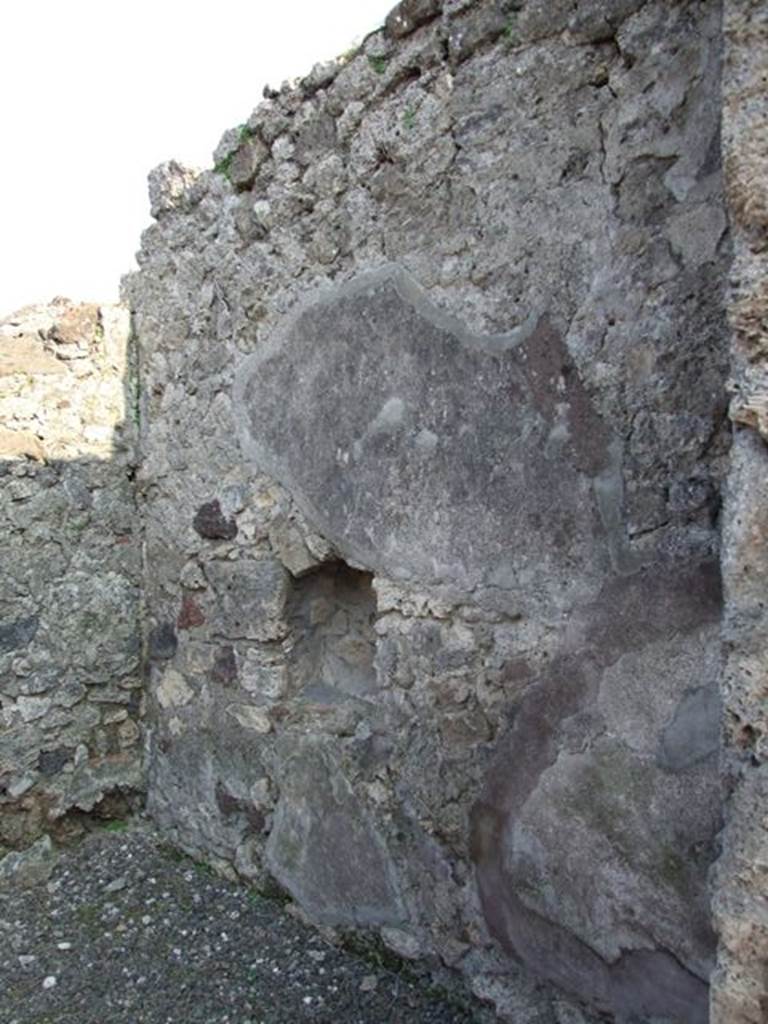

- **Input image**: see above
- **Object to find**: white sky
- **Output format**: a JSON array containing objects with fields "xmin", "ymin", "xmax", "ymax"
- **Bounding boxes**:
[{"xmin": 0, "ymin": 0, "xmax": 394, "ymax": 314}]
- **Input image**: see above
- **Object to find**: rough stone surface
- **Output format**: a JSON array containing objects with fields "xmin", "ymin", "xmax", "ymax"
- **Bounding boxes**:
[
  {"xmin": 386, "ymin": 0, "xmax": 442, "ymax": 40},
  {"xmin": 472, "ymin": 566, "xmax": 722, "ymax": 1021},
  {"xmin": 0, "ymin": 834, "xmax": 57, "ymax": 889},
  {"xmin": 265, "ymin": 736, "xmax": 405, "ymax": 927},
  {"xmin": 0, "ymin": 300, "xmax": 143, "ymax": 850},
  {"xmin": 711, "ymin": 3, "xmax": 768, "ymax": 1022},
  {"xmin": 8, "ymin": 1, "xmax": 768, "ymax": 1019},
  {"xmin": 123, "ymin": 2, "xmax": 733, "ymax": 1020}
]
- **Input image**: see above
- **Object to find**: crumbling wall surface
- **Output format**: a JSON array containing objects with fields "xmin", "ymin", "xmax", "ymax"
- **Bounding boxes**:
[
  {"xmin": 711, "ymin": 3, "xmax": 768, "ymax": 1022},
  {"xmin": 0, "ymin": 301, "xmax": 143, "ymax": 850},
  {"xmin": 126, "ymin": 1, "xmax": 731, "ymax": 1020}
]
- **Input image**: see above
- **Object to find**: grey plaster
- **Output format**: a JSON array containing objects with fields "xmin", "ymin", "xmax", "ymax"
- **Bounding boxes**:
[{"xmin": 235, "ymin": 266, "xmax": 621, "ymax": 612}]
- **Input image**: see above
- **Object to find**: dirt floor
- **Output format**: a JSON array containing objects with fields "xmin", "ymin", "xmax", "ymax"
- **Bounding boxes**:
[{"xmin": 0, "ymin": 820, "xmax": 493, "ymax": 1024}]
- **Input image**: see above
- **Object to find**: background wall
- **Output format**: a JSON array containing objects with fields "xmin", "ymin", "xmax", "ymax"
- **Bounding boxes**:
[{"xmin": 0, "ymin": 301, "xmax": 143, "ymax": 850}]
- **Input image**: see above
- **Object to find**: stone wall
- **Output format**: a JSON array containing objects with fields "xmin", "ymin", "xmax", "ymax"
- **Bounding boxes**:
[
  {"xmin": 2, "ymin": 2, "xmax": 762, "ymax": 1020},
  {"xmin": 0, "ymin": 300, "xmax": 143, "ymax": 850},
  {"xmin": 711, "ymin": 2, "xmax": 768, "ymax": 1022},
  {"xmin": 125, "ymin": 2, "xmax": 733, "ymax": 1021}
]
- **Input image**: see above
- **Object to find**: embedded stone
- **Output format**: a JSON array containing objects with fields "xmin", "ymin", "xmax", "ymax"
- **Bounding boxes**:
[
  {"xmin": 0, "ymin": 428, "xmax": 45, "ymax": 461},
  {"xmin": 48, "ymin": 303, "xmax": 100, "ymax": 347},
  {"xmin": 0, "ymin": 836, "xmax": 58, "ymax": 890},
  {"xmin": 206, "ymin": 557, "xmax": 289, "ymax": 642},
  {"xmin": 229, "ymin": 138, "xmax": 269, "ymax": 190},
  {"xmin": 265, "ymin": 737, "xmax": 404, "ymax": 926},
  {"xmin": 16, "ymin": 696, "xmax": 52, "ymax": 723},
  {"xmin": 149, "ymin": 622, "xmax": 177, "ymax": 660},
  {"xmin": 385, "ymin": 0, "xmax": 441, "ymax": 39},
  {"xmin": 210, "ymin": 646, "xmax": 238, "ymax": 686},
  {"xmin": 192, "ymin": 499, "xmax": 238, "ymax": 541},
  {"xmin": 117, "ymin": 719, "xmax": 141, "ymax": 748},
  {"xmin": 0, "ymin": 337, "xmax": 64, "ymax": 376},
  {"xmin": 225, "ymin": 704, "xmax": 272, "ymax": 733},
  {"xmin": 177, "ymin": 593, "xmax": 205, "ymax": 630},
  {"xmin": 156, "ymin": 669, "xmax": 193, "ymax": 710},
  {"xmin": 215, "ymin": 781, "xmax": 265, "ymax": 830},
  {"xmin": 268, "ymin": 514, "xmax": 324, "ymax": 577},
  {"xmin": 148, "ymin": 160, "xmax": 200, "ymax": 218},
  {"xmin": 37, "ymin": 748, "xmax": 74, "ymax": 777},
  {"xmin": 0, "ymin": 615, "xmax": 39, "ymax": 655}
]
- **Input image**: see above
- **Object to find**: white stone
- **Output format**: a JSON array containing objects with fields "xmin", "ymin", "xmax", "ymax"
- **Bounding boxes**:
[
  {"xmin": 225, "ymin": 704, "xmax": 272, "ymax": 733},
  {"xmin": 16, "ymin": 696, "xmax": 52, "ymax": 723},
  {"xmin": 8, "ymin": 775, "xmax": 35, "ymax": 799},
  {"xmin": 156, "ymin": 669, "xmax": 193, "ymax": 709},
  {"xmin": 249, "ymin": 777, "xmax": 272, "ymax": 808}
]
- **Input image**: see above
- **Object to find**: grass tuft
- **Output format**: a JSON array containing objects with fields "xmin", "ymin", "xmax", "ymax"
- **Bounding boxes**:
[
  {"xmin": 100, "ymin": 819, "xmax": 131, "ymax": 833},
  {"xmin": 368, "ymin": 54, "xmax": 390, "ymax": 74}
]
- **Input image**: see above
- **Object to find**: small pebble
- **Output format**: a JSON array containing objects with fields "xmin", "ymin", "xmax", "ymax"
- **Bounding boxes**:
[
  {"xmin": 0, "ymin": 826, "xmax": 487, "ymax": 1023},
  {"xmin": 105, "ymin": 876, "xmax": 129, "ymax": 894}
]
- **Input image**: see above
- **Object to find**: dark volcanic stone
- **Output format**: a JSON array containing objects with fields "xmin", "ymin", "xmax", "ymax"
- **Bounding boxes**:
[
  {"xmin": 210, "ymin": 646, "xmax": 237, "ymax": 686},
  {"xmin": 38, "ymin": 747, "xmax": 74, "ymax": 777},
  {"xmin": 149, "ymin": 622, "xmax": 178, "ymax": 660},
  {"xmin": 0, "ymin": 615, "xmax": 40, "ymax": 654},
  {"xmin": 192, "ymin": 499, "xmax": 238, "ymax": 540}
]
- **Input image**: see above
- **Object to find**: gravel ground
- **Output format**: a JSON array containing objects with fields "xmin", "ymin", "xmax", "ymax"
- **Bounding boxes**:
[{"xmin": 0, "ymin": 821, "xmax": 492, "ymax": 1024}]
